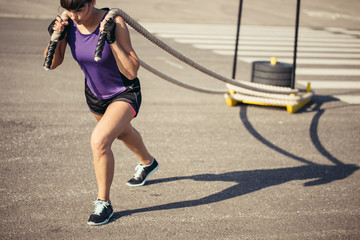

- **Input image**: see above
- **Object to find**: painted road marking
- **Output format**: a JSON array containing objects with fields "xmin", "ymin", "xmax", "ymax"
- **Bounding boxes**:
[
  {"xmin": 175, "ymin": 39, "xmax": 360, "ymax": 47},
  {"xmin": 237, "ymin": 57, "xmax": 360, "ymax": 65},
  {"xmin": 296, "ymin": 69, "xmax": 360, "ymax": 76},
  {"xmin": 297, "ymin": 81, "xmax": 360, "ymax": 89},
  {"xmin": 214, "ymin": 50, "xmax": 360, "ymax": 59},
  {"xmin": 193, "ymin": 44, "xmax": 360, "ymax": 53},
  {"xmin": 333, "ymin": 96, "xmax": 360, "ymax": 104}
]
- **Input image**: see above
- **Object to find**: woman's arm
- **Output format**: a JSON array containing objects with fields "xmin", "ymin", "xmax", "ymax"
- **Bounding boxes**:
[
  {"xmin": 103, "ymin": 16, "xmax": 140, "ymax": 80},
  {"xmin": 43, "ymin": 16, "xmax": 68, "ymax": 70}
]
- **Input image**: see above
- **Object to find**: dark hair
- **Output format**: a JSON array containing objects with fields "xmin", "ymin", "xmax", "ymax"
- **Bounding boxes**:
[{"xmin": 60, "ymin": 0, "xmax": 92, "ymax": 10}]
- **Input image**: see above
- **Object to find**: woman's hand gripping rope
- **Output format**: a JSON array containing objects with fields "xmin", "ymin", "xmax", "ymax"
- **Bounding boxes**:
[
  {"xmin": 43, "ymin": 11, "xmax": 69, "ymax": 70},
  {"xmin": 48, "ymin": 15, "xmax": 69, "ymax": 41}
]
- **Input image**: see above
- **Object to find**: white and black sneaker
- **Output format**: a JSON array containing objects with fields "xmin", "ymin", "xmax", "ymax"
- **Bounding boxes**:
[
  {"xmin": 87, "ymin": 199, "xmax": 114, "ymax": 226},
  {"xmin": 127, "ymin": 159, "xmax": 159, "ymax": 187}
]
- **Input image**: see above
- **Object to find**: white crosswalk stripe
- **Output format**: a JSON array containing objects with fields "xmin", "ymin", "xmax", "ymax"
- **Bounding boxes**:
[{"xmin": 142, "ymin": 23, "xmax": 360, "ymax": 104}]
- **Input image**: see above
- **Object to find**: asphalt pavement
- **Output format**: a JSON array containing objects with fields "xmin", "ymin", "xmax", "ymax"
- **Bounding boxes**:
[{"xmin": 0, "ymin": 1, "xmax": 359, "ymax": 239}]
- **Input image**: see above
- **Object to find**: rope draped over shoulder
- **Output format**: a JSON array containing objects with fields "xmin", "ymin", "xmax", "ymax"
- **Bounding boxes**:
[{"xmin": 98, "ymin": 8, "xmax": 300, "ymax": 97}]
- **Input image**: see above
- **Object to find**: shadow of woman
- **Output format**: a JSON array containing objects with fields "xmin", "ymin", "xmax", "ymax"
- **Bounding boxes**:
[
  {"xmin": 113, "ymin": 164, "xmax": 358, "ymax": 219},
  {"xmin": 111, "ymin": 95, "xmax": 358, "ymax": 221}
]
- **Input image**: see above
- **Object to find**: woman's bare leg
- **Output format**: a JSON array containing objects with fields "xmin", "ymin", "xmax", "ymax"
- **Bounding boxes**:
[
  {"xmin": 91, "ymin": 101, "xmax": 134, "ymax": 201},
  {"xmin": 117, "ymin": 124, "xmax": 153, "ymax": 165},
  {"xmin": 91, "ymin": 101, "xmax": 153, "ymax": 201}
]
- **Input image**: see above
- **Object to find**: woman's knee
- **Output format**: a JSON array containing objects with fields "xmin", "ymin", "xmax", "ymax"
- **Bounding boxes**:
[{"xmin": 91, "ymin": 131, "xmax": 113, "ymax": 155}]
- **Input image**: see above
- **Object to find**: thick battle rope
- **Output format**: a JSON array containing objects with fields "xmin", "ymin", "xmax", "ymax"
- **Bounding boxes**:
[
  {"xmin": 140, "ymin": 60, "xmax": 226, "ymax": 94},
  {"xmin": 94, "ymin": 29, "xmax": 108, "ymax": 62},
  {"xmin": 96, "ymin": 8, "xmax": 299, "ymax": 96},
  {"xmin": 227, "ymin": 91, "xmax": 313, "ymax": 106},
  {"xmin": 43, "ymin": 11, "xmax": 68, "ymax": 70}
]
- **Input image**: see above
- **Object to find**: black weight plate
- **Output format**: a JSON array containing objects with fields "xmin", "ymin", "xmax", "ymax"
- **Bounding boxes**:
[
  {"xmin": 253, "ymin": 77, "xmax": 292, "ymax": 87},
  {"xmin": 253, "ymin": 71, "xmax": 292, "ymax": 80},
  {"xmin": 253, "ymin": 61, "xmax": 293, "ymax": 73}
]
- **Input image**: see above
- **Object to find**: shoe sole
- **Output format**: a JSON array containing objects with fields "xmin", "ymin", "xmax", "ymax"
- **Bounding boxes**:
[
  {"xmin": 87, "ymin": 212, "xmax": 114, "ymax": 226},
  {"xmin": 126, "ymin": 164, "xmax": 159, "ymax": 187}
]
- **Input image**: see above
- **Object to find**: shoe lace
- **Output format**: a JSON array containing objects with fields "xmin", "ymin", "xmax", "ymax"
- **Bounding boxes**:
[
  {"xmin": 93, "ymin": 200, "xmax": 110, "ymax": 215},
  {"xmin": 133, "ymin": 164, "xmax": 145, "ymax": 179}
]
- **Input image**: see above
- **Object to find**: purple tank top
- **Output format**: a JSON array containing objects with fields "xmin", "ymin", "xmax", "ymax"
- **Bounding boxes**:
[{"xmin": 67, "ymin": 15, "xmax": 126, "ymax": 99}]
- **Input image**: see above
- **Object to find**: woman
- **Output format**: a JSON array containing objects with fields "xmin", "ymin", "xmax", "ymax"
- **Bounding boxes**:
[{"xmin": 44, "ymin": 0, "xmax": 159, "ymax": 226}]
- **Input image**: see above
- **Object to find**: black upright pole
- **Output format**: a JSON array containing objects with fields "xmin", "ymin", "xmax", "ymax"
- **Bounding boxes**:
[
  {"xmin": 291, "ymin": 0, "xmax": 301, "ymax": 89},
  {"xmin": 232, "ymin": 0, "xmax": 243, "ymax": 79}
]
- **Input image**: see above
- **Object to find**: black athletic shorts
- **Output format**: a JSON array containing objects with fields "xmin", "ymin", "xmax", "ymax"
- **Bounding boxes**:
[{"xmin": 85, "ymin": 77, "xmax": 142, "ymax": 117}]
